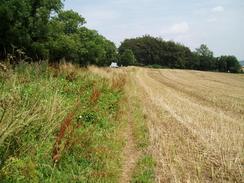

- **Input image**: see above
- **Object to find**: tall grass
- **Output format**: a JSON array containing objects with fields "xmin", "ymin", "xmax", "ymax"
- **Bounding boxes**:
[{"xmin": 0, "ymin": 63, "xmax": 124, "ymax": 182}]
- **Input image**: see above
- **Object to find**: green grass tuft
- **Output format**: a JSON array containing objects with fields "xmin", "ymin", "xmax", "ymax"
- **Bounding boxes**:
[
  {"xmin": 131, "ymin": 155, "xmax": 156, "ymax": 183},
  {"xmin": 0, "ymin": 63, "xmax": 124, "ymax": 182}
]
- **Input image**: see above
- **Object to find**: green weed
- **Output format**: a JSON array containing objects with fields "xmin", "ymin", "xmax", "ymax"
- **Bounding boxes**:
[{"xmin": 131, "ymin": 155, "xmax": 156, "ymax": 183}]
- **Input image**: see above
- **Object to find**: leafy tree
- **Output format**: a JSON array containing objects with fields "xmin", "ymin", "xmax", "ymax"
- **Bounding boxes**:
[
  {"xmin": 55, "ymin": 10, "xmax": 86, "ymax": 35},
  {"xmin": 195, "ymin": 44, "xmax": 213, "ymax": 57},
  {"xmin": 119, "ymin": 35, "xmax": 193, "ymax": 68},
  {"xmin": 119, "ymin": 49, "xmax": 136, "ymax": 66},
  {"xmin": 0, "ymin": 0, "xmax": 118, "ymax": 66},
  {"xmin": 0, "ymin": 0, "xmax": 63, "ymax": 60},
  {"xmin": 47, "ymin": 10, "xmax": 117, "ymax": 66},
  {"xmin": 216, "ymin": 56, "xmax": 227, "ymax": 72},
  {"xmin": 217, "ymin": 56, "xmax": 241, "ymax": 73},
  {"xmin": 195, "ymin": 44, "xmax": 216, "ymax": 71},
  {"xmin": 48, "ymin": 10, "xmax": 86, "ymax": 63},
  {"xmin": 76, "ymin": 28, "xmax": 117, "ymax": 66}
]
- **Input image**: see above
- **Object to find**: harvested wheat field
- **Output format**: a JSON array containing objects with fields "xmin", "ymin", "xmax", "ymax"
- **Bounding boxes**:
[
  {"xmin": 1, "ymin": 65, "xmax": 243, "ymax": 183},
  {"xmin": 120, "ymin": 67, "xmax": 244, "ymax": 183}
]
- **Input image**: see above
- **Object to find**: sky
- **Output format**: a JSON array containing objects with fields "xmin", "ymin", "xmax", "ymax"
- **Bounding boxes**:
[{"xmin": 64, "ymin": 0, "xmax": 244, "ymax": 60}]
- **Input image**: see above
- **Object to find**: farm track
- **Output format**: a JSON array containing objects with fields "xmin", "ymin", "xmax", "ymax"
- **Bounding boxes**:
[
  {"xmin": 90, "ymin": 66, "xmax": 244, "ymax": 182},
  {"xmin": 128, "ymin": 68, "xmax": 244, "ymax": 182},
  {"xmin": 119, "ymin": 84, "xmax": 141, "ymax": 183}
]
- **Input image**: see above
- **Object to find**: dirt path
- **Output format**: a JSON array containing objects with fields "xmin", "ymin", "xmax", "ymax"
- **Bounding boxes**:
[
  {"xmin": 119, "ymin": 70, "xmax": 141, "ymax": 183},
  {"xmin": 119, "ymin": 110, "xmax": 140, "ymax": 183}
]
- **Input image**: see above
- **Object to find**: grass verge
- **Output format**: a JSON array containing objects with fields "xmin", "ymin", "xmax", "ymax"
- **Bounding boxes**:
[
  {"xmin": 0, "ymin": 63, "xmax": 124, "ymax": 182},
  {"xmin": 129, "ymin": 98, "xmax": 156, "ymax": 183},
  {"xmin": 125, "ymin": 70, "xmax": 156, "ymax": 183},
  {"xmin": 131, "ymin": 155, "xmax": 155, "ymax": 183}
]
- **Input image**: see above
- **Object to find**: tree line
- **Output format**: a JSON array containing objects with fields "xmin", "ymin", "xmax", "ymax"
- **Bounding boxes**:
[
  {"xmin": 119, "ymin": 35, "xmax": 242, "ymax": 73},
  {"xmin": 0, "ymin": 0, "xmax": 241, "ymax": 72}
]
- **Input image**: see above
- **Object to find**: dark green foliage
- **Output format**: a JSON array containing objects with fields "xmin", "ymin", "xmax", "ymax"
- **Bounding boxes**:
[
  {"xmin": 148, "ymin": 64, "xmax": 164, "ymax": 69},
  {"xmin": 119, "ymin": 36, "xmax": 241, "ymax": 73},
  {"xmin": 0, "ymin": 0, "xmax": 63, "ymax": 60},
  {"xmin": 119, "ymin": 35, "xmax": 193, "ymax": 69},
  {"xmin": 119, "ymin": 49, "xmax": 136, "ymax": 66},
  {"xmin": 195, "ymin": 44, "xmax": 213, "ymax": 58},
  {"xmin": 0, "ymin": 0, "xmax": 117, "ymax": 66},
  {"xmin": 56, "ymin": 10, "xmax": 86, "ymax": 35},
  {"xmin": 216, "ymin": 55, "xmax": 241, "ymax": 73},
  {"xmin": 80, "ymin": 111, "xmax": 98, "ymax": 124},
  {"xmin": 194, "ymin": 44, "xmax": 216, "ymax": 71}
]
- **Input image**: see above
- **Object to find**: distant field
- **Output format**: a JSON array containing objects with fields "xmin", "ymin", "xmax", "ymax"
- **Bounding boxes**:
[{"xmin": 127, "ymin": 67, "xmax": 244, "ymax": 182}]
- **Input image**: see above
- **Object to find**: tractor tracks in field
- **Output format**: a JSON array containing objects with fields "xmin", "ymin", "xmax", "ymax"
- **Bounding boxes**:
[
  {"xmin": 119, "ymin": 71, "xmax": 141, "ymax": 183},
  {"xmin": 119, "ymin": 105, "xmax": 140, "ymax": 183},
  {"xmin": 114, "ymin": 67, "xmax": 243, "ymax": 182},
  {"xmin": 129, "ymin": 68, "xmax": 243, "ymax": 182}
]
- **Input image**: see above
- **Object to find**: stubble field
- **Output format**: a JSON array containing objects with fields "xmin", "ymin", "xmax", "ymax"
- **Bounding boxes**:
[
  {"xmin": 1, "ymin": 64, "xmax": 243, "ymax": 182},
  {"xmin": 126, "ymin": 67, "xmax": 244, "ymax": 182}
]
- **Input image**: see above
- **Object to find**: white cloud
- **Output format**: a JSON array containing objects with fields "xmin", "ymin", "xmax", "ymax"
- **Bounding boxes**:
[
  {"xmin": 212, "ymin": 6, "xmax": 224, "ymax": 12},
  {"xmin": 80, "ymin": 7, "xmax": 119, "ymax": 28},
  {"xmin": 162, "ymin": 22, "xmax": 190, "ymax": 34}
]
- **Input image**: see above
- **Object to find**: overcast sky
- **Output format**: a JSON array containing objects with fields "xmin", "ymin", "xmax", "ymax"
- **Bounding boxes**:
[{"xmin": 64, "ymin": 0, "xmax": 244, "ymax": 60}]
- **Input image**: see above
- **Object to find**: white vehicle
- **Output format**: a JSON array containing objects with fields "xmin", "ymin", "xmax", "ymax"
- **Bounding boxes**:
[{"xmin": 110, "ymin": 62, "xmax": 119, "ymax": 68}]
